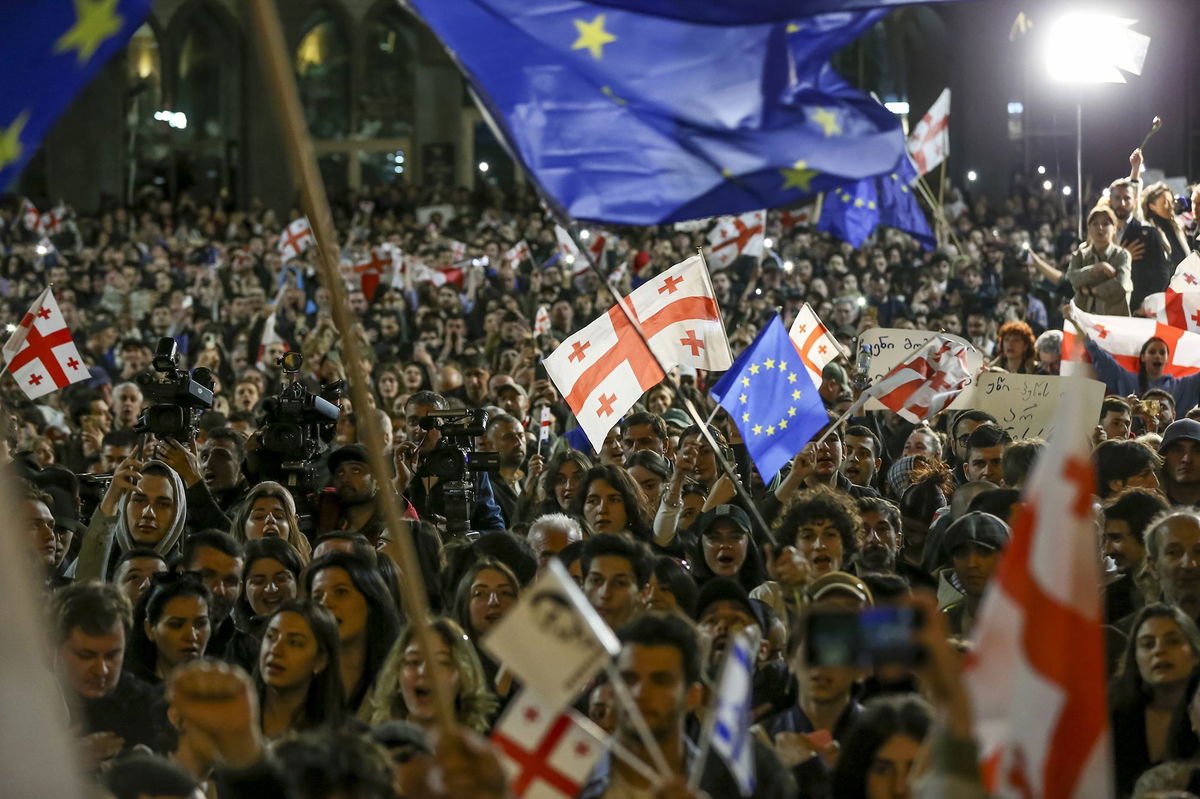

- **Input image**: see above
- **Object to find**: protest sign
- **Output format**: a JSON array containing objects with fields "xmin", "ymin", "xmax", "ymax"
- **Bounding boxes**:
[{"xmin": 963, "ymin": 372, "xmax": 1105, "ymax": 440}]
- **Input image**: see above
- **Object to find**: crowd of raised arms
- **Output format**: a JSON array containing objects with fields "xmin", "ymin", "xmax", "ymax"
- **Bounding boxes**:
[{"xmin": 4, "ymin": 142, "xmax": 1200, "ymax": 799}]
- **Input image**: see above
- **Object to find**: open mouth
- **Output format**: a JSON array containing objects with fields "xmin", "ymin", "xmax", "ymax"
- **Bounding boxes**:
[
  {"xmin": 413, "ymin": 685, "xmax": 432, "ymax": 702},
  {"xmin": 264, "ymin": 661, "xmax": 284, "ymax": 675},
  {"xmin": 812, "ymin": 555, "xmax": 833, "ymax": 571}
]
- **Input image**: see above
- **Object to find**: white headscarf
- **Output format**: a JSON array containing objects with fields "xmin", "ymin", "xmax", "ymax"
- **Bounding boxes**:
[{"xmin": 114, "ymin": 459, "xmax": 188, "ymax": 557}]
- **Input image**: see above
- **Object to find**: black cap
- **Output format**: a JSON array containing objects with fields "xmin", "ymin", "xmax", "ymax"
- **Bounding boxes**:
[
  {"xmin": 1160, "ymin": 419, "xmax": 1200, "ymax": 454},
  {"xmin": 43, "ymin": 486, "xmax": 85, "ymax": 534},
  {"xmin": 328, "ymin": 444, "xmax": 370, "ymax": 475},
  {"xmin": 695, "ymin": 576, "xmax": 765, "ymax": 631},
  {"xmin": 695, "ymin": 504, "xmax": 752, "ymax": 539},
  {"xmin": 943, "ymin": 511, "xmax": 1011, "ymax": 555}
]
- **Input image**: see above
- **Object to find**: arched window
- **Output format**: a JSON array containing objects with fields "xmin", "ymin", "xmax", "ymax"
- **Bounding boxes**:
[
  {"xmin": 296, "ymin": 7, "xmax": 351, "ymax": 140},
  {"xmin": 361, "ymin": 8, "xmax": 416, "ymax": 138},
  {"xmin": 173, "ymin": 7, "xmax": 241, "ymax": 200}
]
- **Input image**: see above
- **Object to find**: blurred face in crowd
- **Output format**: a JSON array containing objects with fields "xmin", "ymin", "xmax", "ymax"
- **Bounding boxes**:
[
  {"xmin": 260, "ymin": 611, "xmax": 325, "ymax": 692},
  {"xmin": 114, "ymin": 385, "xmax": 143, "ymax": 426},
  {"xmin": 952, "ymin": 417, "xmax": 986, "ymax": 462},
  {"xmin": 310, "ymin": 567, "xmax": 369, "ymax": 645},
  {"xmin": 234, "ymin": 381, "xmax": 260, "ymax": 411},
  {"xmin": 1135, "ymin": 615, "xmax": 1198, "ymax": 692},
  {"xmin": 902, "ymin": 428, "xmax": 939, "ymax": 459},
  {"xmin": 615, "ymin": 643, "xmax": 698, "ymax": 740},
  {"xmin": 59, "ymin": 621, "xmax": 125, "ymax": 700},
  {"xmin": 859, "ymin": 509, "xmax": 901, "ymax": 573},
  {"xmin": 146, "ymin": 595, "xmax": 211, "ymax": 673},
  {"xmin": 866, "ymin": 733, "xmax": 924, "ymax": 799},
  {"xmin": 1109, "ymin": 185, "xmax": 1136, "ymax": 221},
  {"xmin": 529, "ymin": 523, "xmax": 581, "ymax": 574},
  {"xmin": 1101, "ymin": 407, "xmax": 1132, "ymax": 441},
  {"xmin": 1103, "ymin": 518, "xmax": 1146, "ymax": 573},
  {"xmin": 334, "ymin": 460, "xmax": 376, "ymax": 506},
  {"xmin": 600, "ymin": 428, "xmax": 624, "ymax": 465},
  {"xmin": 467, "ymin": 567, "xmax": 518, "ymax": 636},
  {"xmin": 585, "ymin": 555, "xmax": 643, "ymax": 630},
  {"xmin": 201, "ymin": 441, "xmax": 241, "ymax": 491},
  {"xmin": 698, "ymin": 599, "xmax": 760, "ymax": 666},
  {"xmin": 26, "ymin": 499, "xmax": 56, "ymax": 568},
  {"xmin": 842, "ymin": 434, "xmax": 880, "ymax": 487},
  {"xmin": 186, "ymin": 545, "xmax": 243, "ymax": 623},
  {"xmin": 951, "ymin": 543, "xmax": 1001, "ymax": 599},
  {"xmin": 1155, "ymin": 516, "xmax": 1200, "ymax": 619},
  {"xmin": 795, "ymin": 518, "xmax": 845, "ymax": 576},
  {"xmin": 628, "ymin": 464, "xmax": 665, "ymax": 509},
  {"xmin": 245, "ymin": 557, "xmax": 298, "ymax": 617},
  {"xmin": 1164, "ymin": 439, "xmax": 1200, "ymax": 487},
  {"xmin": 115, "ymin": 555, "xmax": 167, "ymax": 607},
  {"xmin": 583, "ymin": 478, "xmax": 629, "ymax": 534},
  {"xmin": 622, "ymin": 423, "xmax": 665, "ymax": 456},
  {"xmin": 463, "ymin": 366, "xmax": 490, "ymax": 403},
  {"xmin": 965, "ymin": 444, "xmax": 1005, "ymax": 485},
  {"xmin": 126, "ymin": 474, "xmax": 177, "ymax": 546},
  {"xmin": 400, "ymin": 635, "xmax": 459, "ymax": 727},
  {"xmin": 484, "ymin": 419, "xmax": 526, "ymax": 470},
  {"xmin": 701, "ymin": 519, "xmax": 749, "ymax": 578}
]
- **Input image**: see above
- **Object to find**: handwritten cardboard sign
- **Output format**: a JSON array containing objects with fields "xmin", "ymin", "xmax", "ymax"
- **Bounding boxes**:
[{"xmin": 962, "ymin": 372, "xmax": 1106, "ymax": 441}]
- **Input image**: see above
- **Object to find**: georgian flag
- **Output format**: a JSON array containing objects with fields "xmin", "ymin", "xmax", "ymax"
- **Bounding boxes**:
[
  {"xmin": 706, "ymin": 210, "xmax": 764, "ymax": 270},
  {"xmin": 351, "ymin": 245, "xmax": 394, "ymax": 300},
  {"xmin": 2, "ymin": 287, "xmax": 89, "ymax": 399},
  {"xmin": 865, "ymin": 335, "xmax": 974, "ymax": 423},
  {"xmin": 505, "ymin": 240, "xmax": 532, "ymax": 269},
  {"xmin": 21, "ymin": 199, "xmax": 42, "ymax": 233},
  {"xmin": 1063, "ymin": 303, "xmax": 1200, "ymax": 377},
  {"xmin": 278, "ymin": 217, "xmax": 314, "ymax": 262},
  {"xmin": 907, "ymin": 88, "xmax": 950, "ymax": 177},
  {"xmin": 788, "ymin": 302, "xmax": 847, "ymax": 388},
  {"xmin": 492, "ymin": 689, "xmax": 607, "ymax": 799},
  {"xmin": 544, "ymin": 254, "xmax": 731, "ymax": 451},
  {"xmin": 554, "ymin": 226, "xmax": 606, "ymax": 275},
  {"xmin": 534, "ymin": 306, "xmax": 551, "ymax": 336},
  {"xmin": 1141, "ymin": 251, "xmax": 1200, "ymax": 331}
]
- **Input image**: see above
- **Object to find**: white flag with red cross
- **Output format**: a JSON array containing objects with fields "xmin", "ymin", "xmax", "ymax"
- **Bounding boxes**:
[
  {"xmin": 505, "ymin": 239, "xmax": 532, "ymax": 269},
  {"xmin": 706, "ymin": 210, "xmax": 764, "ymax": 270},
  {"xmin": 21, "ymin": 199, "xmax": 42, "ymax": 233},
  {"xmin": 907, "ymin": 88, "xmax": 950, "ymax": 177},
  {"xmin": 278, "ymin": 217, "xmax": 314, "ymax": 262},
  {"xmin": 449, "ymin": 239, "xmax": 467, "ymax": 261},
  {"xmin": 40, "ymin": 203, "xmax": 66, "ymax": 235},
  {"xmin": 1062, "ymin": 303, "xmax": 1200, "ymax": 377},
  {"xmin": 788, "ymin": 302, "xmax": 847, "ymax": 388},
  {"xmin": 2, "ymin": 287, "xmax": 89, "ymax": 400},
  {"xmin": 534, "ymin": 306, "xmax": 551, "ymax": 336},
  {"xmin": 554, "ymin": 226, "xmax": 606, "ymax": 276},
  {"xmin": 964, "ymin": 371, "xmax": 1112, "ymax": 798},
  {"xmin": 1141, "ymin": 252, "xmax": 1200, "ymax": 331},
  {"xmin": 865, "ymin": 334, "xmax": 974, "ymax": 423},
  {"xmin": 779, "ymin": 206, "xmax": 814, "ymax": 230},
  {"xmin": 351, "ymin": 245, "xmax": 394, "ymax": 300},
  {"xmin": 492, "ymin": 689, "xmax": 607, "ymax": 799},
  {"xmin": 544, "ymin": 254, "xmax": 732, "ymax": 452}
]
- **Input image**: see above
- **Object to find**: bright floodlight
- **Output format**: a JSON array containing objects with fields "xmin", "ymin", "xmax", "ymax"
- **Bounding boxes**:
[
  {"xmin": 884, "ymin": 101, "xmax": 910, "ymax": 115},
  {"xmin": 1043, "ymin": 180, "xmax": 1053, "ymax": 191},
  {"xmin": 763, "ymin": 237, "xmax": 775, "ymax": 249},
  {"xmin": 1045, "ymin": 13, "xmax": 1149, "ymax": 83},
  {"xmin": 1062, "ymin": 185, "xmax": 1072, "ymax": 196},
  {"xmin": 967, "ymin": 170, "xmax": 978, "ymax": 182},
  {"xmin": 1037, "ymin": 165, "xmax": 1047, "ymax": 175},
  {"xmin": 478, "ymin": 161, "xmax": 489, "ymax": 173}
]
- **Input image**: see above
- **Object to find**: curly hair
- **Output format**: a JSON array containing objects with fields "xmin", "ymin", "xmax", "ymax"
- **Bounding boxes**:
[
  {"xmin": 360, "ymin": 616, "xmax": 497, "ymax": 733},
  {"xmin": 996, "ymin": 320, "xmax": 1036, "ymax": 370},
  {"xmin": 775, "ymin": 485, "xmax": 862, "ymax": 556}
]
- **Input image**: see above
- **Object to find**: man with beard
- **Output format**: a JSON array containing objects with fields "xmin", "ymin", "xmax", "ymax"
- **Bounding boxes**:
[
  {"xmin": 327, "ymin": 445, "xmax": 387, "ymax": 540},
  {"xmin": 1112, "ymin": 154, "xmax": 1171, "ymax": 309},
  {"xmin": 480, "ymin": 413, "xmax": 529, "ymax": 527},
  {"xmin": 841, "ymin": 425, "xmax": 882, "ymax": 491},
  {"xmin": 177, "ymin": 531, "xmax": 256, "ymax": 669},
  {"xmin": 855, "ymin": 497, "xmax": 936, "ymax": 590}
]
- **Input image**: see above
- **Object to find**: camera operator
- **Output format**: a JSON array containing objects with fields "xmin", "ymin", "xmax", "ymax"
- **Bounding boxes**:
[
  {"xmin": 479, "ymin": 412, "xmax": 535, "ymax": 528},
  {"xmin": 324, "ymin": 445, "xmax": 388, "ymax": 540},
  {"xmin": 396, "ymin": 391, "xmax": 505, "ymax": 535}
]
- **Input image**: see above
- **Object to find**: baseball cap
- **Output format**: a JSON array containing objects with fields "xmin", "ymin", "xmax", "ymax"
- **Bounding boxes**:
[
  {"xmin": 328, "ymin": 444, "xmax": 370, "ymax": 475},
  {"xmin": 695, "ymin": 504, "xmax": 752, "ymax": 539},
  {"xmin": 495, "ymin": 382, "xmax": 527, "ymax": 398},
  {"xmin": 1159, "ymin": 419, "xmax": 1200, "ymax": 454},
  {"xmin": 943, "ymin": 511, "xmax": 1011, "ymax": 555},
  {"xmin": 695, "ymin": 576, "xmax": 765, "ymax": 630},
  {"xmin": 804, "ymin": 571, "xmax": 874, "ymax": 606},
  {"xmin": 822, "ymin": 362, "xmax": 849, "ymax": 387},
  {"xmin": 662, "ymin": 408, "xmax": 691, "ymax": 431}
]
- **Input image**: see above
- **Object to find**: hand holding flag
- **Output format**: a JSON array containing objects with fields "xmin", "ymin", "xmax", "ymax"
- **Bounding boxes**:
[{"xmin": 863, "ymin": 334, "xmax": 974, "ymax": 423}]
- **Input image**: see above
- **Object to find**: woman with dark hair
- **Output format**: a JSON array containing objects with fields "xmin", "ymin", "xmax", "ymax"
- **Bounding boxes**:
[
  {"xmin": 256, "ymin": 600, "xmax": 345, "ymax": 739},
  {"xmin": 400, "ymin": 360, "xmax": 434, "ymax": 394},
  {"xmin": 126, "ymin": 572, "xmax": 212, "ymax": 683},
  {"xmin": 645, "ymin": 556, "xmax": 699, "ymax": 617},
  {"xmin": 303, "ymin": 552, "xmax": 401, "ymax": 713},
  {"xmin": 230, "ymin": 481, "xmax": 313, "ymax": 562},
  {"xmin": 373, "ymin": 363, "xmax": 404, "ymax": 412},
  {"xmin": 534, "ymin": 449, "xmax": 592, "ymax": 517},
  {"xmin": 624, "ymin": 450, "xmax": 671, "ymax": 510},
  {"xmin": 993, "ymin": 320, "xmax": 1037, "ymax": 374},
  {"xmin": 1112, "ymin": 603, "xmax": 1200, "ymax": 796},
  {"xmin": 237, "ymin": 537, "xmax": 304, "ymax": 625},
  {"xmin": 452, "ymin": 557, "xmax": 522, "ymax": 699},
  {"xmin": 690, "ymin": 507, "xmax": 769, "ymax": 594},
  {"xmin": 570, "ymin": 463, "xmax": 653, "ymax": 542},
  {"xmin": 1143, "ymin": 181, "xmax": 1195, "ymax": 269},
  {"xmin": 1134, "ymin": 671, "xmax": 1200, "ymax": 796},
  {"xmin": 830, "ymin": 695, "xmax": 933, "ymax": 799}
]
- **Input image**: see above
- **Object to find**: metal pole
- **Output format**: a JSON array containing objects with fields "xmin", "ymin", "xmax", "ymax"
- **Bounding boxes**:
[{"xmin": 1076, "ymin": 100, "xmax": 1084, "ymax": 241}]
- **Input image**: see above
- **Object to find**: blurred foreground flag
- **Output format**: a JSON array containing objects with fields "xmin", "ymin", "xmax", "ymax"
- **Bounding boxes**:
[
  {"xmin": 817, "ymin": 150, "xmax": 935, "ymax": 249},
  {"xmin": 710, "ymin": 316, "xmax": 827, "ymax": 482},
  {"xmin": 964, "ymin": 374, "xmax": 1112, "ymax": 798},
  {"xmin": 863, "ymin": 334, "xmax": 973, "ymax": 423},
  {"xmin": 492, "ymin": 689, "xmax": 607, "ymax": 799},
  {"xmin": 405, "ymin": 0, "xmax": 907, "ymax": 224},
  {"xmin": 2, "ymin": 0, "xmax": 154, "ymax": 189},
  {"xmin": 579, "ymin": 0, "xmax": 966, "ymax": 24}
]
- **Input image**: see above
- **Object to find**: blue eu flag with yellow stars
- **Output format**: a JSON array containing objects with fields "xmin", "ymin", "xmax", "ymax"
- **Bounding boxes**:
[
  {"xmin": 406, "ymin": 0, "xmax": 907, "ymax": 225},
  {"xmin": 1, "ymin": 0, "xmax": 154, "ymax": 190},
  {"xmin": 710, "ymin": 316, "xmax": 828, "ymax": 483},
  {"xmin": 817, "ymin": 149, "xmax": 936, "ymax": 249}
]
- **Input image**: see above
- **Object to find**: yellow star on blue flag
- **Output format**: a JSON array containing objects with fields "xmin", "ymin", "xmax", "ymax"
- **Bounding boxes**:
[
  {"xmin": 1, "ymin": 0, "xmax": 153, "ymax": 190},
  {"xmin": 710, "ymin": 315, "xmax": 828, "ymax": 482}
]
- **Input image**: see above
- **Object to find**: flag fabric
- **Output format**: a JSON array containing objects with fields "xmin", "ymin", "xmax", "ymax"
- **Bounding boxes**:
[
  {"xmin": 710, "ymin": 316, "xmax": 827, "ymax": 482},
  {"xmin": 865, "ymin": 335, "xmax": 974, "ymax": 423},
  {"xmin": 40, "ymin": 202, "xmax": 67, "ymax": 235},
  {"xmin": 351, "ymin": 246, "xmax": 393, "ymax": 300},
  {"xmin": 534, "ymin": 306, "xmax": 552, "ymax": 336},
  {"xmin": 580, "ymin": 0, "xmax": 964, "ymax": 24},
  {"xmin": 779, "ymin": 206, "xmax": 815, "ymax": 230},
  {"xmin": 406, "ymin": 0, "xmax": 906, "ymax": 224},
  {"xmin": 278, "ymin": 217, "xmax": 314, "ymax": 262},
  {"xmin": 1062, "ymin": 304, "xmax": 1200, "ymax": 378},
  {"xmin": 544, "ymin": 254, "xmax": 731, "ymax": 451},
  {"xmin": 1141, "ymin": 251, "xmax": 1200, "ymax": 329},
  {"xmin": 482, "ymin": 560, "xmax": 620, "ymax": 709},
  {"xmin": 789, "ymin": 302, "xmax": 847, "ymax": 388},
  {"xmin": 1, "ymin": 1, "xmax": 155, "ymax": 190},
  {"xmin": 708, "ymin": 630, "xmax": 758, "ymax": 795},
  {"xmin": 538, "ymin": 405, "xmax": 554, "ymax": 447},
  {"xmin": 907, "ymin": 88, "xmax": 950, "ymax": 177},
  {"xmin": 21, "ymin": 199, "xmax": 42, "ymax": 232},
  {"xmin": 2, "ymin": 286, "xmax": 89, "ymax": 399},
  {"xmin": 492, "ymin": 689, "xmax": 607, "ymax": 799},
  {"xmin": 554, "ymin": 225, "xmax": 584, "ymax": 273},
  {"xmin": 964, "ymin": 374, "xmax": 1112, "ymax": 798},
  {"xmin": 707, "ymin": 211, "xmax": 765, "ymax": 270},
  {"xmin": 505, "ymin": 240, "xmax": 532, "ymax": 268},
  {"xmin": 817, "ymin": 150, "xmax": 935, "ymax": 249},
  {"xmin": 449, "ymin": 240, "xmax": 467, "ymax": 261}
]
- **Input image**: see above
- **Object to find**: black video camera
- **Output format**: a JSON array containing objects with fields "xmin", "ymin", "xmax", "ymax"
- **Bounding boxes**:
[
  {"xmin": 258, "ymin": 352, "xmax": 343, "ymax": 466},
  {"xmin": 134, "ymin": 338, "xmax": 215, "ymax": 441},
  {"xmin": 417, "ymin": 409, "xmax": 499, "ymax": 539}
]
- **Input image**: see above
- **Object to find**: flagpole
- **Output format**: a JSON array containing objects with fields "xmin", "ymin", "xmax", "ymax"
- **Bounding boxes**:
[
  {"xmin": 247, "ymin": 0, "xmax": 458, "ymax": 734},
  {"xmin": 603, "ymin": 660, "xmax": 673, "ymax": 778}
]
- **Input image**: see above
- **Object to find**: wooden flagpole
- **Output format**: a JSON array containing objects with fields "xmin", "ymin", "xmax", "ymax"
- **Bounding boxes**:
[{"xmin": 246, "ymin": 0, "xmax": 458, "ymax": 733}]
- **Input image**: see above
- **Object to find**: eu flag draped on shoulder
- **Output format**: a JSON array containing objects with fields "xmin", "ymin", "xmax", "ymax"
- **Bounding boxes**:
[
  {"xmin": 1, "ymin": 0, "xmax": 155, "ymax": 190},
  {"xmin": 404, "ymin": 0, "xmax": 909, "ymax": 225},
  {"xmin": 710, "ymin": 316, "xmax": 828, "ymax": 483}
]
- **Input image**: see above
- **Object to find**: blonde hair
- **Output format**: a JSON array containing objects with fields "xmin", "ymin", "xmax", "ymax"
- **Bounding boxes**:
[
  {"xmin": 360, "ymin": 617, "xmax": 497, "ymax": 733},
  {"xmin": 230, "ymin": 481, "xmax": 312, "ymax": 562}
]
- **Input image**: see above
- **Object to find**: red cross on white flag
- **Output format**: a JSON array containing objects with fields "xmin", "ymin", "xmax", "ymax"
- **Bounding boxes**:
[
  {"xmin": 1142, "ymin": 252, "xmax": 1200, "ymax": 332},
  {"xmin": 865, "ymin": 334, "xmax": 974, "ymax": 423},
  {"xmin": 505, "ymin": 240, "xmax": 532, "ymax": 269},
  {"xmin": 449, "ymin": 240, "xmax": 467, "ymax": 261},
  {"xmin": 21, "ymin": 199, "xmax": 42, "ymax": 233},
  {"xmin": 492, "ymin": 689, "xmax": 607, "ymax": 799},
  {"xmin": 964, "ymin": 372, "xmax": 1112, "ymax": 799},
  {"xmin": 351, "ymin": 246, "xmax": 394, "ymax": 300},
  {"xmin": 2, "ymin": 286, "xmax": 89, "ymax": 400},
  {"xmin": 278, "ymin": 217, "xmax": 314, "ymax": 262},
  {"xmin": 706, "ymin": 210, "xmax": 765, "ymax": 270},
  {"xmin": 1063, "ymin": 302, "xmax": 1200, "ymax": 377},
  {"xmin": 40, "ymin": 204, "xmax": 66, "ymax": 235},
  {"xmin": 534, "ymin": 306, "xmax": 551, "ymax": 336},
  {"xmin": 907, "ymin": 88, "xmax": 951, "ymax": 177},
  {"xmin": 544, "ymin": 254, "xmax": 732, "ymax": 452},
  {"xmin": 788, "ymin": 302, "xmax": 847, "ymax": 388}
]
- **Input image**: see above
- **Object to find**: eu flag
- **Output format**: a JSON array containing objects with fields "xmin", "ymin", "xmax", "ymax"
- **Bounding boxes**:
[
  {"xmin": 817, "ymin": 150, "xmax": 936, "ymax": 249},
  {"xmin": 580, "ymin": 0, "xmax": 968, "ymax": 25},
  {"xmin": 1, "ymin": 0, "xmax": 154, "ymax": 190},
  {"xmin": 406, "ymin": 0, "xmax": 906, "ymax": 225},
  {"xmin": 710, "ymin": 316, "xmax": 828, "ymax": 483}
]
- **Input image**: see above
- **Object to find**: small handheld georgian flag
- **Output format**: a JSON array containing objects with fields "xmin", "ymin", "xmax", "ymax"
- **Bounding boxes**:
[
  {"xmin": 534, "ymin": 306, "xmax": 551, "ymax": 336},
  {"xmin": 278, "ymin": 217, "xmax": 314, "ymax": 262},
  {"xmin": 492, "ymin": 689, "xmax": 607, "ymax": 799},
  {"xmin": 505, "ymin": 240, "xmax": 532, "ymax": 269},
  {"xmin": 3, "ymin": 287, "xmax": 89, "ymax": 399}
]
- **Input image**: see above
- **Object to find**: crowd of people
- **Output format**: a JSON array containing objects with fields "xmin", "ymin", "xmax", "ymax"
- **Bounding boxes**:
[{"xmin": 3, "ymin": 140, "xmax": 1200, "ymax": 799}]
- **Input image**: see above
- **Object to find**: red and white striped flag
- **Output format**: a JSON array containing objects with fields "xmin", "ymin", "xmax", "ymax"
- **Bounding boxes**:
[
  {"xmin": 39, "ymin": 203, "xmax": 66, "ymax": 235},
  {"xmin": 706, "ymin": 210, "xmax": 765, "ymax": 270},
  {"xmin": 449, "ymin": 240, "xmax": 467, "ymax": 261},
  {"xmin": 964, "ymin": 371, "xmax": 1112, "ymax": 799},
  {"xmin": 907, "ymin": 88, "xmax": 950, "ymax": 177},
  {"xmin": 278, "ymin": 217, "xmax": 314, "ymax": 262},
  {"xmin": 492, "ymin": 689, "xmax": 606, "ymax": 799},
  {"xmin": 534, "ymin": 306, "xmax": 551, "ymax": 336},
  {"xmin": 788, "ymin": 302, "xmax": 847, "ymax": 388},
  {"xmin": 505, "ymin": 240, "xmax": 532, "ymax": 269},
  {"xmin": 1141, "ymin": 251, "xmax": 1200, "ymax": 331},
  {"xmin": 865, "ymin": 334, "xmax": 973, "ymax": 422},
  {"xmin": 1062, "ymin": 303, "xmax": 1200, "ymax": 378},
  {"xmin": 544, "ymin": 254, "xmax": 731, "ymax": 451},
  {"xmin": 2, "ymin": 287, "xmax": 89, "ymax": 399},
  {"xmin": 21, "ymin": 199, "xmax": 41, "ymax": 233}
]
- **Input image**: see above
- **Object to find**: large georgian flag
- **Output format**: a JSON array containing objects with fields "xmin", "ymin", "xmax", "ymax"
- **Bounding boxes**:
[
  {"xmin": 544, "ymin": 254, "xmax": 731, "ymax": 451},
  {"xmin": 2, "ymin": 286, "xmax": 89, "ymax": 399},
  {"xmin": 1063, "ymin": 303, "xmax": 1200, "ymax": 377}
]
